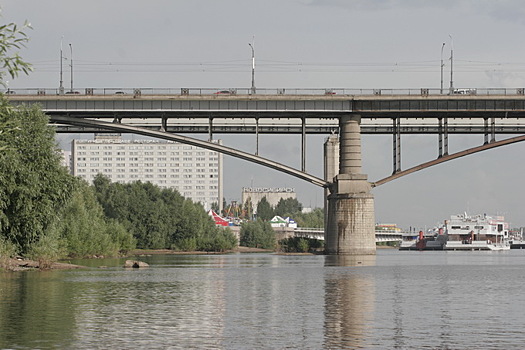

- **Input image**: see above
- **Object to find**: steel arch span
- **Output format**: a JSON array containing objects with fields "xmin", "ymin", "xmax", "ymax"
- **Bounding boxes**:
[
  {"xmin": 371, "ymin": 134, "xmax": 525, "ymax": 187},
  {"xmin": 50, "ymin": 115, "xmax": 329, "ymax": 188},
  {"xmin": 50, "ymin": 115, "xmax": 525, "ymax": 190}
]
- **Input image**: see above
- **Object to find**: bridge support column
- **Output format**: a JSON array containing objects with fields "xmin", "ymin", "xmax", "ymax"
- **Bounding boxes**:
[{"xmin": 325, "ymin": 115, "xmax": 376, "ymax": 255}]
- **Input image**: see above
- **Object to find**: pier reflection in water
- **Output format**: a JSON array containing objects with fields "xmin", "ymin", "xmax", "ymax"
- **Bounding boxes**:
[
  {"xmin": 2, "ymin": 251, "xmax": 525, "ymax": 349},
  {"xmin": 324, "ymin": 255, "xmax": 376, "ymax": 349}
]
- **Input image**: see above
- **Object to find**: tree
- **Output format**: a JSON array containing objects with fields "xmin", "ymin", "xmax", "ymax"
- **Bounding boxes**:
[
  {"xmin": 0, "ymin": 103, "xmax": 76, "ymax": 254},
  {"xmin": 274, "ymin": 197, "xmax": 302, "ymax": 218},
  {"xmin": 0, "ymin": 18, "xmax": 32, "ymax": 87},
  {"xmin": 45, "ymin": 180, "xmax": 135, "ymax": 258},
  {"xmin": 240, "ymin": 220, "xmax": 275, "ymax": 249},
  {"xmin": 92, "ymin": 175, "xmax": 237, "ymax": 252},
  {"xmin": 256, "ymin": 196, "xmax": 273, "ymax": 221},
  {"xmin": 295, "ymin": 208, "xmax": 324, "ymax": 228},
  {"xmin": 242, "ymin": 197, "xmax": 253, "ymax": 219}
]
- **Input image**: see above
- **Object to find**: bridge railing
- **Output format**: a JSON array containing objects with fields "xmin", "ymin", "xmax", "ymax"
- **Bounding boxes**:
[{"xmin": 5, "ymin": 87, "xmax": 525, "ymax": 97}]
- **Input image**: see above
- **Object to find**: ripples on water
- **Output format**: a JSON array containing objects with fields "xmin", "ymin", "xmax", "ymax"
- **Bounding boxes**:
[{"xmin": 1, "ymin": 250, "xmax": 525, "ymax": 349}]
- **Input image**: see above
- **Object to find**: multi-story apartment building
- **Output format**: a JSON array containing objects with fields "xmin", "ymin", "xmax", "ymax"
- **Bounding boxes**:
[{"xmin": 70, "ymin": 135, "xmax": 223, "ymax": 211}]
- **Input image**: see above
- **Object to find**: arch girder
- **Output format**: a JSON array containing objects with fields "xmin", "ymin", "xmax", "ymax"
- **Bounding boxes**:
[
  {"xmin": 372, "ymin": 135, "xmax": 525, "ymax": 187},
  {"xmin": 50, "ymin": 115, "xmax": 330, "ymax": 188}
]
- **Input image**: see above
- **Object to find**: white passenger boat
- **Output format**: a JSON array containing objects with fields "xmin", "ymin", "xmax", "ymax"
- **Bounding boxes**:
[
  {"xmin": 443, "ymin": 213, "xmax": 510, "ymax": 251},
  {"xmin": 399, "ymin": 213, "xmax": 511, "ymax": 251}
]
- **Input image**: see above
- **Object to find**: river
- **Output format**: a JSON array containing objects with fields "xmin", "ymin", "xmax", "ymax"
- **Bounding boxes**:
[{"xmin": 1, "ymin": 249, "xmax": 525, "ymax": 349}]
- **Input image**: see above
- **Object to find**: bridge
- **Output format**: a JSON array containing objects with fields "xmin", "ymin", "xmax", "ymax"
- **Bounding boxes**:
[
  {"xmin": 7, "ymin": 87, "xmax": 525, "ymax": 255},
  {"xmin": 293, "ymin": 227, "xmax": 402, "ymax": 243}
]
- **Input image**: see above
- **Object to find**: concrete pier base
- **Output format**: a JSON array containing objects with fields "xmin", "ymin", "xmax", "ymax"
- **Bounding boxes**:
[{"xmin": 325, "ymin": 174, "xmax": 376, "ymax": 255}]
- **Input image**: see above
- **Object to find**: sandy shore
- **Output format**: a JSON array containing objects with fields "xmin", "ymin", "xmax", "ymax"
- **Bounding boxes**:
[
  {"xmin": 2, "ymin": 245, "xmax": 395, "ymax": 271},
  {"xmin": 1, "ymin": 258, "xmax": 86, "ymax": 271},
  {"xmin": 0, "ymin": 247, "xmax": 274, "ymax": 271}
]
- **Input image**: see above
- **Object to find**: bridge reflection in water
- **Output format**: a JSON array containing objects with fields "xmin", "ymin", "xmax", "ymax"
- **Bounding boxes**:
[{"xmin": 324, "ymin": 255, "xmax": 376, "ymax": 349}]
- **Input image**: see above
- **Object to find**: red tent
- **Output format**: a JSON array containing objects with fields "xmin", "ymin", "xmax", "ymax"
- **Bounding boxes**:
[{"xmin": 208, "ymin": 210, "xmax": 229, "ymax": 226}]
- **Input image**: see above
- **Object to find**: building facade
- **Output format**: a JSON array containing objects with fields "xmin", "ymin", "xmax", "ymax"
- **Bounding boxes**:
[
  {"xmin": 241, "ymin": 187, "xmax": 296, "ymax": 215},
  {"xmin": 71, "ymin": 136, "xmax": 223, "ymax": 211}
]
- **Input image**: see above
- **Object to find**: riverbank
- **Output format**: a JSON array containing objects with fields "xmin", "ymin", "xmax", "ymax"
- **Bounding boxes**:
[
  {"xmin": 129, "ymin": 246, "xmax": 273, "ymax": 256},
  {"xmin": 0, "ymin": 257, "xmax": 86, "ymax": 272},
  {"xmin": 0, "ymin": 247, "xmax": 275, "ymax": 271},
  {"xmin": 1, "ymin": 245, "xmax": 396, "ymax": 271}
]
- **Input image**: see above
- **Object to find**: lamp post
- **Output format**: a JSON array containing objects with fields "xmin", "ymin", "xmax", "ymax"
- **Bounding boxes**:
[
  {"xmin": 440, "ymin": 42, "xmax": 445, "ymax": 94},
  {"xmin": 69, "ymin": 43, "xmax": 73, "ymax": 92},
  {"xmin": 59, "ymin": 37, "xmax": 64, "ymax": 95},
  {"xmin": 449, "ymin": 35, "xmax": 454, "ymax": 94},
  {"xmin": 249, "ymin": 40, "xmax": 255, "ymax": 94}
]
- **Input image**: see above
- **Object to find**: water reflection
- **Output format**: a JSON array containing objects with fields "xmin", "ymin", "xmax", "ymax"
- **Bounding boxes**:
[
  {"xmin": 323, "ymin": 255, "xmax": 376, "ymax": 349},
  {"xmin": 0, "ymin": 271, "xmax": 77, "ymax": 349},
  {"xmin": 4, "ymin": 252, "xmax": 525, "ymax": 349},
  {"xmin": 391, "ymin": 266, "xmax": 405, "ymax": 349},
  {"xmin": 69, "ymin": 262, "xmax": 228, "ymax": 349}
]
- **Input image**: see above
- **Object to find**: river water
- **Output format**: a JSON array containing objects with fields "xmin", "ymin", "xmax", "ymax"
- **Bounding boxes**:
[{"xmin": 1, "ymin": 249, "xmax": 525, "ymax": 349}]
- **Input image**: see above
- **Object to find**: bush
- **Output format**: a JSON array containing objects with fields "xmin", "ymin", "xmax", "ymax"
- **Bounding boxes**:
[
  {"xmin": 240, "ymin": 220, "xmax": 275, "ymax": 249},
  {"xmin": 0, "ymin": 236, "xmax": 18, "ymax": 270},
  {"xmin": 172, "ymin": 237, "xmax": 197, "ymax": 252},
  {"xmin": 50, "ymin": 181, "xmax": 135, "ymax": 258},
  {"xmin": 197, "ymin": 228, "xmax": 238, "ymax": 252},
  {"xmin": 26, "ymin": 230, "xmax": 65, "ymax": 269},
  {"xmin": 279, "ymin": 237, "xmax": 324, "ymax": 253}
]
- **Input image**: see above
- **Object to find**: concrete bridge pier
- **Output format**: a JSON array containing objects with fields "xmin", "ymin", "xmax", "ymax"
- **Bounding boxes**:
[{"xmin": 325, "ymin": 115, "xmax": 376, "ymax": 255}]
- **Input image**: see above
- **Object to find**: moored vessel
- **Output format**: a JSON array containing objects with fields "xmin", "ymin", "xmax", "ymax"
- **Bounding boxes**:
[
  {"xmin": 443, "ymin": 213, "xmax": 510, "ymax": 251},
  {"xmin": 399, "ymin": 227, "xmax": 447, "ymax": 250},
  {"xmin": 399, "ymin": 213, "xmax": 511, "ymax": 251}
]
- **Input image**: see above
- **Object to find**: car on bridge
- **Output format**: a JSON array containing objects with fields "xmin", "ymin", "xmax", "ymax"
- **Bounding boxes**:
[{"xmin": 452, "ymin": 88, "xmax": 477, "ymax": 95}]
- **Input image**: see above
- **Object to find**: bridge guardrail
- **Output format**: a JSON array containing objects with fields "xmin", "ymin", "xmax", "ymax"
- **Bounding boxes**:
[{"xmin": 4, "ymin": 87, "xmax": 525, "ymax": 97}]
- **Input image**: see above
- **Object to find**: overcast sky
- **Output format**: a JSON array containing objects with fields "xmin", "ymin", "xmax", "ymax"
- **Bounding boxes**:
[{"xmin": 4, "ymin": 0, "xmax": 525, "ymax": 229}]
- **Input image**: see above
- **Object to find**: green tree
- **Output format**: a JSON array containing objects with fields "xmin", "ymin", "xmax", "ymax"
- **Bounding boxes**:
[
  {"xmin": 0, "ymin": 103, "xmax": 75, "ymax": 255},
  {"xmin": 46, "ymin": 180, "xmax": 135, "ymax": 258},
  {"xmin": 256, "ymin": 196, "xmax": 273, "ymax": 221},
  {"xmin": 240, "ymin": 220, "xmax": 275, "ymax": 249},
  {"xmin": 294, "ymin": 208, "xmax": 324, "ymax": 228},
  {"xmin": 274, "ymin": 197, "xmax": 302, "ymax": 218},
  {"xmin": 92, "ymin": 175, "xmax": 237, "ymax": 252},
  {"xmin": 242, "ymin": 197, "xmax": 253, "ymax": 219},
  {"xmin": 279, "ymin": 237, "xmax": 324, "ymax": 253},
  {"xmin": 0, "ymin": 18, "xmax": 32, "ymax": 87}
]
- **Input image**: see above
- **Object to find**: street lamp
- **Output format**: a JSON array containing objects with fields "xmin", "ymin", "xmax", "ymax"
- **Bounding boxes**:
[
  {"xmin": 69, "ymin": 43, "xmax": 73, "ymax": 93},
  {"xmin": 59, "ymin": 37, "xmax": 64, "ymax": 95},
  {"xmin": 449, "ymin": 35, "xmax": 454, "ymax": 94},
  {"xmin": 249, "ymin": 40, "xmax": 255, "ymax": 94},
  {"xmin": 440, "ymin": 42, "xmax": 445, "ymax": 94}
]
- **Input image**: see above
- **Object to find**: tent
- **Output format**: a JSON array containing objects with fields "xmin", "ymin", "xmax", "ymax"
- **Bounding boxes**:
[
  {"xmin": 270, "ymin": 215, "xmax": 298, "ymax": 228},
  {"xmin": 208, "ymin": 210, "xmax": 230, "ymax": 226},
  {"xmin": 270, "ymin": 216, "xmax": 288, "ymax": 228}
]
